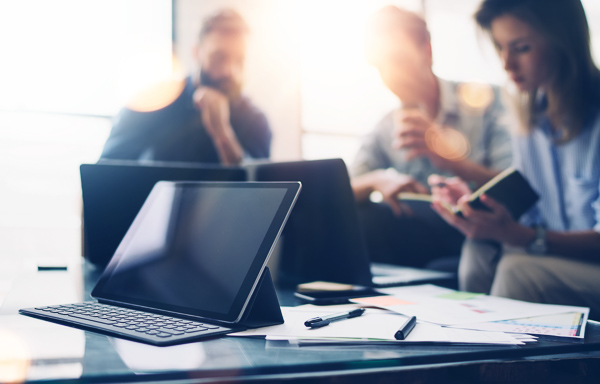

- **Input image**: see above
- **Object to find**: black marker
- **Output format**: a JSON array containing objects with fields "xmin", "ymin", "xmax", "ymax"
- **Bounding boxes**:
[
  {"xmin": 394, "ymin": 315, "xmax": 417, "ymax": 340},
  {"xmin": 304, "ymin": 308, "xmax": 366, "ymax": 328}
]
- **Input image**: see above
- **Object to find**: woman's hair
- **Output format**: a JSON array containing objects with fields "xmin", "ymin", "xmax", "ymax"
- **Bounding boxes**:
[{"xmin": 475, "ymin": 0, "xmax": 600, "ymax": 141}]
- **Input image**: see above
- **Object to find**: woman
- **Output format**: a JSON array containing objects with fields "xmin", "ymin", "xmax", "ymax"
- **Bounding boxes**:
[{"xmin": 430, "ymin": 0, "xmax": 600, "ymax": 318}]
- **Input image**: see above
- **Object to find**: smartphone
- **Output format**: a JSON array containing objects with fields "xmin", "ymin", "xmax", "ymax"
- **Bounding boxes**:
[{"xmin": 294, "ymin": 287, "xmax": 383, "ymax": 305}]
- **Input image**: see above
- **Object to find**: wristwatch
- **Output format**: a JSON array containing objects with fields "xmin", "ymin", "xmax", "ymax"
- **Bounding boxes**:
[{"xmin": 527, "ymin": 225, "xmax": 547, "ymax": 255}]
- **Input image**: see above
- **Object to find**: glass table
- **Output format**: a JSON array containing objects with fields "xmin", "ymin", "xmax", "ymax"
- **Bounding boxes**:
[{"xmin": 1, "ymin": 259, "xmax": 599, "ymax": 383}]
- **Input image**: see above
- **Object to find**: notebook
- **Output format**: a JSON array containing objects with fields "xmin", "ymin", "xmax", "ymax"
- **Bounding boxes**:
[
  {"xmin": 80, "ymin": 160, "xmax": 246, "ymax": 266},
  {"xmin": 21, "ymin": 181, "xmax": 301, "ymax": 346},
  {"xmin": 249, "ymin": 159, "xmax": 454, "ymax": 287}
]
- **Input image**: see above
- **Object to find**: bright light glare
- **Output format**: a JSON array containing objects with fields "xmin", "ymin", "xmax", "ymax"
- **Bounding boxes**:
[
  {"xmin": 0, "ymin": 0, "xmax": 172, "ymax": 116},
  {"xmin": 127, "ymin": 78, "xmax": 186, "ymax": 113},
  {"xmin": 425, "ymin": 126, "xmax": 471, "ymax": 161},
  {"xmin": 288, "ymin": 0, "xmax": 407, "ymax": 136},
  {"xmin": 457, "ymin": 82, "xmax": 494, "ymax": 110},
  {"xmin": 0, "ymin": 329, "xmax": 30, "ymax": 384}
]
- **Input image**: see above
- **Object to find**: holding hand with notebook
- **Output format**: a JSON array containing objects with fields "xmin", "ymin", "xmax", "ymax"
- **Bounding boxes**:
[{"xmin": 428, "ymin": 168, "xmax": 539, "ymax": 244}]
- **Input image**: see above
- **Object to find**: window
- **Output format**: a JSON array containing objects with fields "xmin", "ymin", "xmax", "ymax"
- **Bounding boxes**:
[{"xmin": 0, "ymin": 0, "xmax": 171, "ymax": 261}]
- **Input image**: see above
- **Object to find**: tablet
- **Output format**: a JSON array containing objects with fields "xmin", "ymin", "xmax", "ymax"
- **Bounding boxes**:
[{"xmin": 91, "ymin": 181, "xmax": 301, "ymax": 324}]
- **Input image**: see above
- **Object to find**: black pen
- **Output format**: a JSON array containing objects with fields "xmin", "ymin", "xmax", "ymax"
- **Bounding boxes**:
[
  {"xmin": 394, "ymin": 315, "xmax": 417, "ymax": 340},
  {"xmin": 304, "ymin": 308, "xmax": 366, "ymax": 328}
]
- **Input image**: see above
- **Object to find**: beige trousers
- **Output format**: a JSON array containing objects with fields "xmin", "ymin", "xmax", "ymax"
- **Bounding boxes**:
[{"xmin": 459, "ymin": 239, "xmax": 600, "ymax": 319}]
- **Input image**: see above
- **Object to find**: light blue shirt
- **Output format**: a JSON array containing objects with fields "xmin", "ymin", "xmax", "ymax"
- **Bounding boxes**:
[
  {"xmin": 351, "ymin": 78, "xmax": 514, "ymax": 186},
  {"xmin": 515, "ymin": 103, "xmax": 600, "ymax": 233}
]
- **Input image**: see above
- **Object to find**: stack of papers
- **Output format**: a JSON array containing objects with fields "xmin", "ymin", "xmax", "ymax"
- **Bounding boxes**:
[
  {"xmin": 232, "ymin": 305, "xmax": 535, "ymax": 345},
  {"xmin": 232, "ymin": 284, "xmax": 589, "ymax": 346},
  {"xmin": 448, "ymin": 312, "xmax": 586, "ymax": 340},
  {"xmin": 354, "ymin": 285, "xmax": 588, "ymax": 340}
]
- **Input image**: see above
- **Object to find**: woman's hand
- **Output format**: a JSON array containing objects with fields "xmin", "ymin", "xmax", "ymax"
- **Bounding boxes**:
[
  {"xmin": 428, "ymin": 174, "xmax": 471, "ymax": 206},
  {"xmin": 431, "ymin": 194, "xmax": 523, "ymax": 243}
]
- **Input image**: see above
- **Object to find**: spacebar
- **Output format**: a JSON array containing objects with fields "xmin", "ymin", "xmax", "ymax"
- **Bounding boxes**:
[{"xmin": 67, "ymin": 314, "xmax": 116, "ymax": 325}]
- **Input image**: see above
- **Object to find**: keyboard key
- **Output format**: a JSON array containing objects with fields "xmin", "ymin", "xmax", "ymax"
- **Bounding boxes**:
[
  {"xmin": 185, "ymin": 327, "xmax": 208, "ymax": 333},
  {"xmin": 68, "ymin": 314, "xmax": 117, "ymax": 325},
  {"xmin": 146, "ymin": 330, "xmax": 159, "ymax": 335},
  {"xmin": 156, "ymin": 333, "xmax": 172, "ymax": 338},
  {"xmin": 158, "ymin": 328, "xmax": 184, "ymax": 335},
  {"xmin": 198, "ymin": 324, "xmax": 219, "ymax": 329}
]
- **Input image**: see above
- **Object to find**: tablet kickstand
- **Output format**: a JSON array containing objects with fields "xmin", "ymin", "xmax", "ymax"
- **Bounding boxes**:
[{"xmin": 237, "ymin": 267, "xmax": 284, "ymax": 329}]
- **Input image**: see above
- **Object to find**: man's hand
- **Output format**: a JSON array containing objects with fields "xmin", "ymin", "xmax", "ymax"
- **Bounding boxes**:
[
  {"xmin": 193, "ymin": 87, "xmax": 243, "ymax": 165},
  {"xmin": 374, "ymin": 169, "xmax": 429, "ymax": 216},
  {"xmin": 392, "ymin": 108, "xmax": 431, "ymax": 159},
  {"xmin": 393, "ymin": 108, "xmax": 469, "ymax": 169}
]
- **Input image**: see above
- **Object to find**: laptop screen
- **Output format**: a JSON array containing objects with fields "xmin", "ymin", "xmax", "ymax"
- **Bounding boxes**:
[
  {"xmin": 80, "ymin": 162, "xmax": 246, "ymax": 266},
  {"xmin": 92, "ymin": 181, "xmax": 300, "ymax": 323},
  {"xmin": 252, "ymin": 159, "xmax": 374, "ymax": 286}
]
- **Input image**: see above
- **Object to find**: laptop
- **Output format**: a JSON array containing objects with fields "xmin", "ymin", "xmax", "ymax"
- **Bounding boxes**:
[
  {"xmin": 250, "ymin": 158, "xmax": 454, "ymax": 287},
  {"xmin": 80, "ymin": 161, "xmax": 246, "ymax": 266},
  {"xmin": 21, "ymin": 181, "xmax": 301, "ymax": 346}
]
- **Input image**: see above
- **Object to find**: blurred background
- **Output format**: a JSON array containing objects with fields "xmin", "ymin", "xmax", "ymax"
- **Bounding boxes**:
[{"xmin": 1, "ymin": 0, "xmax": 600, "ymax": 262}]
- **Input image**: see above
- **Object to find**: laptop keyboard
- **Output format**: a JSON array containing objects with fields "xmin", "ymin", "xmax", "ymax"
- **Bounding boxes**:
[{"xmin": 21, "ymin": 302, "xmax": 234, "ymax": 346}]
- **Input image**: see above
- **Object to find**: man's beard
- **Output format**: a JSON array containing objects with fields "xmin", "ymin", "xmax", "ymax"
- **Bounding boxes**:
[{"xmin": 199, "ymin": 70, "xmax": 242, "ymax": 99}]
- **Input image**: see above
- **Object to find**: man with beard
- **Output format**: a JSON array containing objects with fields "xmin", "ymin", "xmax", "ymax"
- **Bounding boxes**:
[
  {"xmin": 100, "ymin": 9, "xmax": 271, "ymax": 165},
  {"xmin": 350, "ymin": 6, "xmax": 514, "ymax": 268}
]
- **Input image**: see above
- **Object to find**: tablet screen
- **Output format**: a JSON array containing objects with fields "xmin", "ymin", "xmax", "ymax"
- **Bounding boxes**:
[{"xmin": 92, "ymin": 181, "xmax": 300, "ymax": 323}]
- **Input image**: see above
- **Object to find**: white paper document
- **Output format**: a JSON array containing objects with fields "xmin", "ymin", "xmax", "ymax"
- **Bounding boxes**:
[
  {"xmin": 355, "ymin": 285, "xmax": 590, "ymax": 327},
  {"xmin": 231, "ymin": 305, "xmax": 530, "ymax": 345},
  {"xmin": 449, "ymin": 312, "xmax": 588, "ymax": 339}
]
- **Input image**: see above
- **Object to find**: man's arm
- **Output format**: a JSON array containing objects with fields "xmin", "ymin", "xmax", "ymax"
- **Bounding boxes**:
[
  {"xmin": 228, "ymin": 99, "xmax": 271, "ymax": 160},
  {"xmin": 100, "ymin": 111, "xmax": 153, "ymax": 160},
  {"xmin": 447, "ymin": 89, "xmax": 518, "ymax": 186},
  {"xmin": 352, "ymin": 169, "xmax": 428, "ymax": 215},
  {"xmin": 445, "ymin": 88, "xmax": 516, "ymax": 186},
  {"xmin": 442, "ymin": 87, "xmax": 516, "ymax": 186},
  {"xmin": 394, "ymin": 108, "xmax": 502, "ymax": 187},
  {"xmin": 194, "ymin": 87, "xmax": 244, "ymax": 165},
  {"xmin": 351, "ymin": 124, "xmax": 392, "ymax": 201},
  {"xmin": 352, "ymin": 170, "xmax": 387, "ymax": 202},
  {"xmin": 350, "ymin": 113, "xmax": 429, "ymax": 214}
]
